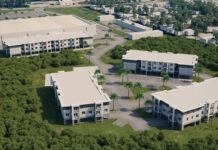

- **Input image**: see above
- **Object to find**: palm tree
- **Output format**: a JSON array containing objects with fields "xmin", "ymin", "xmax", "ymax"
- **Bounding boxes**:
[
  {"xmin": 124, "ymin": 81, "xmax": 132, "ymax": 98},
  {"xmin": 104, "ymin": 33, "xmax": 110, "ymax": 44},
  {"xmin": 133, "ymin": 82, "xmax": 142, "ymax": 94},
  {"xmin": 86, "ymin": 50, "xmax": 93, "ymax": 64},
  {"xmin": 83, "ymin": 41, "xmax": 88, "ymax": 48},
  {"xmin": 135, "ymin": 93, "xmax": 144, "ymax": 109},
  {"xmin": 110, "ymin": 93, "xmax": 118, "ymax": 111},
  {"xmin": 119, "ymin": 68, "xmax": 126, "ymax": 84},
  {"xmin": 161, "ymin": 72, "xmax": 169, "ymax": 87},
  {"xmin": 144, "ymin": 99, "xmax": 153, "ymax": 111},
  {"xmin": 125, "ymin": 69, "xmax": 131, "ymax": 82},
  {"xmin": 194, "ymin": 64, "xmax": 203, "ymax": 82},
  {"xmin": 94, "ymin": 69, "xmax": 101, "ymax": 78},
  {"xmin": 98, "ymin": 75, "xmax": 105, "ymax": 85},
  {"xmin": 108, "ymin": 28, "xmax": 112, "ymax": 37}
]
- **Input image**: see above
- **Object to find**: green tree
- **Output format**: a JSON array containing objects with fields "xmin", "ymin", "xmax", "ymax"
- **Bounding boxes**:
[
  {"xmin": 98, "ymin": 75, "xmax": 105, "ymax": 85},
  {"xmin": 194, "ymin": 63, "xmax": 203, "ymax": 82},
  {"xmin": 83, "ymin": 41, "xmax": 88, "ymax": 48},
  {"xmin": 86, "ymin": 50, "xmax": 93, "ymax": 64},
  {"xmin": 135, "ymin": 93, "xmax": 144, "ymax": 109},
  {"xmin": 133, "ymin": 82, "xmax": 142, "ymax": 94},
  {"xmin": 124, "ymin": 81, "xmax": 132, "ymax": 98},
  {"xmin": 94, "ymin": 69, "xmax": 101, "ymax": 78},
  {"xmin": 110, "ymin": 93, "xmax": 118, "ymax": 111},
  {"xmin": 161, "ymin": 72, "xmax": 170, "ymax": 87},
  {"xmin": 119, "ymin": 68, "xmax": 126, "ymax": 84}
]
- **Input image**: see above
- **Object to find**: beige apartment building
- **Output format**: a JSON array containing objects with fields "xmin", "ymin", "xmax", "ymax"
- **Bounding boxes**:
[
  {"xmin": 0, "ymin": 15, "xmax": 96, "ymax": 57},
  {"xmin": 50, "ymin": 67, "xmax": 111, "ymax": 125},
  {"xmin": 152, "ymin": 78, "xmax": 218, "ymax": 130},
  {"xmin": 122, "ymin": 50, "xmax": 198, "ymax": 78}
]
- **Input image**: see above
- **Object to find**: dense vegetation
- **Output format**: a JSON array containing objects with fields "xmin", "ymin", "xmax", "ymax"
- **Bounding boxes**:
[
  {"xmin": 168, "ymin": 0, "xmax": 218, "ymax": 32},
  {"xmin": 110, "ymin": 36, "xmax": 218, "ymax": 71}
]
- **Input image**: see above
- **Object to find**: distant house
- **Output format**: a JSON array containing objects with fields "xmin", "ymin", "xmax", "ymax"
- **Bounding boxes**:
[
  {"xmin": 198, "ymin": 33, "xmax": 215, "ymax": 44},
  {"xmin": 160, "ymin": 24, "xmax": 175, "ymax": 34},
  {"xmin": 139, "ymin": 16, "xmax": 151, "ymax": 25},
  {"xmin": 97, "ymin": 15, "xmax": 115, "ymax": 22},
  {"xmin": 207, "ymin": 26, "xmax": 218, "ymax": 34},
  {"xmin": 50, "ymin": 66, "xmax": 111, "ymax": 125},
  {"xmin": 117, "ymin": 13, "xmax": 139, "ymax": 21},
  {"xmin": 183, "ymin": 29, "xmax": 194, "ymax": 36},
  {"xmin": 101, "ymin": 6, "xmax": 114, "ymax": 14}
]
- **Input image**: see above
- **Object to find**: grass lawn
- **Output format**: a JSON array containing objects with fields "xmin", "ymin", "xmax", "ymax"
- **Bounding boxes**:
[
  {"xmin": 150, "ymin": 118, "xmax": 218, "ymax": 144},
  {"xmin": 94, "ymin": 43, "xmax": 109, "ymax": 48},
  {"xmin": 159, "ymin": 86, "xmax": 171, "ymax": 91},
  {"xmin": 47, "ymin": 7, "xmax": 103, "ymax": 21},
  {"xmin": 100, "ymin": 51, "xmax": 121, "ymax": 65},
  {"xmin": 131, "ymin": 87, "xmax": 151, "ymax": 96},
  {"xmin": 51, "ymin": 119, "xmax": 137, "ymax": 137},
  {"xmin": 192, "ymin": 76, "xmax": 204, "ymax": 82}
]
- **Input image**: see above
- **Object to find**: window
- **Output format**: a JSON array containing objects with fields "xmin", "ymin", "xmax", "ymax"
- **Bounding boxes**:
[
  {"xmin": 186, "ymin": 117, "xmax": 189, "ymax": 120},
  {"xmin": 65, "ymin": 113, "xmax": 70, "ymax": 116},
  {"xmin": 191, "ymin": 116, "xmax": 193, "ymax": 119},
  {"xmin": 82, "ymin": 111, "xmax": 86, "ymax": 114},
  {"xmin": 88, "ymin": 111, "xmax": 92, "ymax": 114},
  {"xmin": 196, "ymin": 114, "xmax": 199, "ymax": 117},
  {"xmin": 104, "ymin": 109, "xmax": 108, "ymax": 111}
]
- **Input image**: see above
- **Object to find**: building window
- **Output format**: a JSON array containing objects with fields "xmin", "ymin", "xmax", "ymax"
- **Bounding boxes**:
[
  {"xmin": 104, "ymin": 109, "xmax": 108, "ymax": 111},
  {"xmin": 88, "ymin": 111, "xmax": 92, "ymax": 114},
  {"xmin": 191, "ymin": 116, "xmax": 193, "ymax": 119},
  {"xmin": 65, "ymin": 113, "xmax": 70, "ymax": 116},
  {"xmin": 82, "ymin": 111, "xmax": 86, "ymax": 114},
  {"xmin": 196, "ymin": 114, "xmax": 199, "ymax": 117},
  {"xmin": 187, "ymin": 117, "xmax": 189, "ymax": 120}
]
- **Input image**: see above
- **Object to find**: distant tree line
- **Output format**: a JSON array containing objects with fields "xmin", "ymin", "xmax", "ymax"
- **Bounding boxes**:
[
  {"xmin": 110, "ymin": 36, "xmax": 218, "ymax": 71},
  {"xmin": 168, "ymin": 0, "xmax": 218, "ymax": 32}
]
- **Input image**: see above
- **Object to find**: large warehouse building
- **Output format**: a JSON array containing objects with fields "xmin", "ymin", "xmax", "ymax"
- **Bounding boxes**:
[
  {"xmin": 152, "ymin": 78, "xmax": 218, "ymax": 130},
  {"xmin": 122, "ymin": 50, "xmax": 198, "ymax": 78},
  {"xmin": 0, "ymin": 15, "xmax": 96, "ymax": 57},
  {"xmin": 50, "ymin": 66, "xmax": 111, "ymax": 125}
]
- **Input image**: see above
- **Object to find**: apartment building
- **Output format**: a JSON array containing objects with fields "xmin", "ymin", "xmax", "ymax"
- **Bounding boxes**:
[
  {"xmin": 122, "ymin": 50, "xmax": 198, "ymax": 78},
  {"xmin": 50, "ymin": 66, "xmax": 111, "ymax": 125},
  {"xmin": 152, "ymin": 78, "xmax": 218, "ymax": 130},
  {"xmin": 0, "ymin": 15, "xmax": 96, "ymax": 56},
  {"xmin": 2, "ymin": 31, "xmax": 93, "ymax": 57}
]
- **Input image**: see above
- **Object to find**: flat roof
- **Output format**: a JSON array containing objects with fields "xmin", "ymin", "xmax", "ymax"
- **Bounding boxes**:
[
  {"xmin": 152, "ymin": 78, "xmax": 218, "ymax": 112},
  {"xmin": 3, "ymin": 31, "xmax": 93, "ymax": 46},
  {"xmin": 51, "ymin": 66, "xmax": 110, "ymax": 107},
  {"xmin": 122, "ymin": 50, "xmax": 198, "ymax": 66},
  {"xmin": 116, "ymin": 19, "xmax": 152, "ymax": 31},
  {"xmin": 128, "ymin": 30, "xmax": 163, "ymax": 35},
  {"xmin": 0, "ymin": 15, "xmax": 90, "ymax": 36}
]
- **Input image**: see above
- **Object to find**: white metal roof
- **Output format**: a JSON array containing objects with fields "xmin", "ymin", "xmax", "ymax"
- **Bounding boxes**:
[
  {"xmin": 0, "ymin": 15, "xmax": 91, "ymax": 36},
  {"xmin": 3, "ymin": 31, "xmax": 93, "ymax": 46},
  {"xmin": 152, "ymin": 78, "xmax": 218, "ymax": 112},
  {"xmin": 122, "ymin": 50, "xmax": 198, "ymax": 66},
  {"xmin": 117, "ymin": 19, "xmax": 152, "ymax": 31},
  {"xmin": 51, "ymin": 66, "xmax": 110, "ymax": 107}
]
